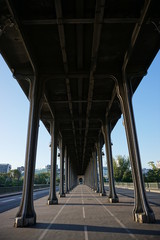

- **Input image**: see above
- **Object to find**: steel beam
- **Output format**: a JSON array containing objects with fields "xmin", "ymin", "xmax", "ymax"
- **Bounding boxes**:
[
  {"xmin": 22, "ymin": 18, "xmax": 138, "ymax": 25},
  {"xmin": 82, "ymin": 0, "xmax": 105, "ymax": 172}
]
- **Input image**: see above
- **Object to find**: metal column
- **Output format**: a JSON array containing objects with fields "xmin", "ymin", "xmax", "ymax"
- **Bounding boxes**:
[
  {"xmin": 14, "ymin": 76, "xmax": 43, "ymax": 227},
  {"xmin": 48, "ymin": 119, "xmax": 58, "ymax": 205},
  {"xmin": 59, "ymin": 138, "xmax": 65, "ymax": 197},
  {"xmin": 93, "ymin": 150, "xmax": 99, "ymax": 193},
  {"xmin": 96, "ymin": 141, "xmax": 106, "ymax": 196},
  {"xmin": 102, "ymin": 120, "xmax": 119, "ymax": 203},
  {"xmin": 67, "ymin": 155, "xmax": 70, "ymax": 192},
  {"xmin": 117, "ymin": 73, "xmax": 155, "ymax": 223},
  {"xmin": 65, "ymin": 147, "xmax": 69, "ymax": 193}
]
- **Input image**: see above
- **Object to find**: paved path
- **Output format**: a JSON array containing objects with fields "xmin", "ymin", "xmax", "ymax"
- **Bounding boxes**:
[{"xmin": 0, "ymin": 185, "xmax": 160, "ymax": 240}]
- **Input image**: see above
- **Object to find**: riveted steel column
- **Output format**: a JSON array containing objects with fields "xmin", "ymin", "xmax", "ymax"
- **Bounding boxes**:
[
  {"xmin": 70, "ymin": 163, "xmax": 73, "ymax": 190},
  {"xmin": 93, "ymin": 151, "xmax": 99, "ymax": 193},
  {"xmin": 65, "ymin": 147, "xmax": 69, "ymax": 193},
  {"xmin": 97, "ymin": 141, "xmax": 106, "ymax": 196},
  {"xmin": 102, "ymin": 121, "xmax": 119, "ymax": 203},
  {"xmin": 14, "ymin": 76, "xmax": 43, "ymax": 227},
  {"xmin": 59, "ymin": 138, "xmax": 65, "ymax": 197},
  {"xmin": 67, "ymin": 156, "xmax": 70, "ymax": 192},
  {"xmin": 117, "ymin": 73, "xmax": 155, "ymax": 223},
  {"xmin": 89, "ymin": 160, "xmax": 92, "ymax": 189},
  {"xmin": 48, "ymin": 119, "xmax": 58, "ymax": 205},
  {"xmin": 92, "ymin": 155, "xmax": 96, "ymax": 191}
]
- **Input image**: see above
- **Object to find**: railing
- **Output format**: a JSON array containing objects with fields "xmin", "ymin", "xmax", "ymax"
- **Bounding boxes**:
[
  {"xmin": 0, "ymin": 184, "xmax": 50, "ymax": 195},
  {"xmin": 105, "ymin": 182, "xmax": 160, "ymax": 191}
]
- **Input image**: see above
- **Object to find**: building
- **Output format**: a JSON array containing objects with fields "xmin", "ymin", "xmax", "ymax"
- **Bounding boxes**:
[
  {"xmin": 17, "ymin": 166, "xmax": 25, "ymax": 173},
  {"xmin": 45, "ymin": 164, "xmax": 58, "ymax": 172},
  {"xmin": 0, "ymin": 164, "xmax": 11, "ymax": 173},
  {"xmin": 103, "ymin": 166, "xmax": 108, "ymax": 180},
  {"xmin": 45, "ymin": 165, "xmax": 51, "ymax": 172}
]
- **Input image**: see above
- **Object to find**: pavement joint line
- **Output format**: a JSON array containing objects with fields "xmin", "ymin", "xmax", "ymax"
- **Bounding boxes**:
[
  {"xmin": 38, "ymin": 190, "xmax": 76, "ymax": 240},
  {"xmin": 86, "ymin": 187, "xmax": 138, "ymax": 240}
]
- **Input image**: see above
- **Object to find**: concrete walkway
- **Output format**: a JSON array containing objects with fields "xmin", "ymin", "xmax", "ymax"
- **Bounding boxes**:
[{"xmin": 0, "ymin": 185, "xmax": 160, "ymax": 240}]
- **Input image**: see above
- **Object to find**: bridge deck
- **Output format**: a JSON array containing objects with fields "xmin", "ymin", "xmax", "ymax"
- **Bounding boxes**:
[{"xmin": 0, "ymin": 185, "xmax": 160, "ymax": 240}]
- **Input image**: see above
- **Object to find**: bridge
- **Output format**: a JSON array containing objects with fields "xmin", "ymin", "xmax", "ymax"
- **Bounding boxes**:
[{"xmin": 0, "ymin": 0, "xmax": 160, "ymax": 229}]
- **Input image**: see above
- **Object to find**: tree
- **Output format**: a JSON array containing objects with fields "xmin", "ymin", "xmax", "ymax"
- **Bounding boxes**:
[
  {"xmin": 113, "ymin": 155, "xmax": 132, "ymax": 182},
  {"xmin": 148, "ymin": 161, "xmax": 156, "ymax": 170},
  {"xmin": 34, "ymin": 172, "xmax": 50, "ymax": 184},
  {"xmin": 145, "ymin": 162, "xmax": 160, "ymax": 182}
]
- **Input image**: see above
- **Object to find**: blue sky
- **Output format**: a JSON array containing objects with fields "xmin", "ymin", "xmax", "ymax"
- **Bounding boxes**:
[{"xmin": 0, "ymin": 52, "xmax": 160, "ymax": 170}]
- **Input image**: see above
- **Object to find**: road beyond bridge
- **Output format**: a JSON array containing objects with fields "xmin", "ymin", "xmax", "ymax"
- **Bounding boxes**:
[{"xmin": 0, "ymin": 0, "xmax": 160, "ymax": 228}]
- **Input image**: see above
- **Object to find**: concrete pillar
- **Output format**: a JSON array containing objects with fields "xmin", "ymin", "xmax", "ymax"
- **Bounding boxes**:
[
  {"xmin": 59, "ymin": 138, "xmax": 65, "ymax": 197},
  {"xmin": 48, "ymin": 119, "xmax": 58, "ymax": 205},
  {"xmin": 97, "ymin": 141, "xmax": 106, "ymax": 196},
  {"xmin": 117, "ymin": 73, "xmax": 155, "ymax": 223},
  {"xmin": 14, "ymin": 76, "xmax": 43, "ymax": 227},
  {"xmin": 93, "ymin": 151, "xmax": 99, "ymax": 192},
  {"xmin": 65, "ymin": 147, "xmax": 68, "ymax": 193},
  {"xmin": 102, "ymin": 120, "xmax": 119, "ymax": 203}
]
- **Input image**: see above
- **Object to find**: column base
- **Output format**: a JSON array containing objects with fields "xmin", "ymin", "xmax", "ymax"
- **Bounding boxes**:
[
  {"xmin": 48, "ymin": 198, "xmax": 58, "ymax": 205},
  {"xmin": 134, "ymin": 212, "xmax": 156, "ymax": 223},
  {"xmin": 99, "ymin": 192, "xmax": 106, "ymax": 196},
  {"xmin": 59, "ymin": 193, "xmax": 66, "ymax": 198},
  {"xmin": 108, "ymin": 197, "xmax": 119, "ymax": 203},
  {"xmin": 14, "ymin": 216, "xmax": 36, "ymax": 228}
]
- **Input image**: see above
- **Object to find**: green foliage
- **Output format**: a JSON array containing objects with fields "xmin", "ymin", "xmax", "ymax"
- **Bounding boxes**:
[
  {"xmin": 56, "ymin": 177, "xmax": 60, "ymax": 184},
  {"xmin": 113, "ymin": 155, "xmax": 132, "ymax": 182},
  {"xmin": 144, "ymin": 162, "xmax": 160, "ymax": 182},
  {"xmin": 0, "ymin": 170, "xmax": 23, "ymax": 187},
  {"xmin": 9, "ymin": 169, "xmax": 21, "ymax": 180},
  {"xmin": 34, "ymin": 172, "xmax": 50, "ymax": 184},
  {"xmin": 148, "ymin": 161, "xmax": 156, "ymax": 170}
]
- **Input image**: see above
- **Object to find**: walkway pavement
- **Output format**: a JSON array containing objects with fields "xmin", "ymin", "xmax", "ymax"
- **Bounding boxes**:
[{"xmin": 0, "ymin": 185, "xmax": 160, "ymax": 240}]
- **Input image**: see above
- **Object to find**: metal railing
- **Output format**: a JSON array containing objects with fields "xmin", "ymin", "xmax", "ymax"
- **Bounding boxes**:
[{"xmin": 105, "ymin": 182, "xmax": 160, "ymax": 191}]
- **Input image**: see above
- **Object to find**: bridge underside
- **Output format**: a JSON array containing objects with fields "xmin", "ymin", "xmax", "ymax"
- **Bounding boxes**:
[{"xmin": 0, "ymin": 0, "xmax": 160, "ymax": 227}]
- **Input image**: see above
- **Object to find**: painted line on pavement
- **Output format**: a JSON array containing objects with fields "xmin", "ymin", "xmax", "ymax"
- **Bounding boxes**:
[
  {"xmin": 84, "ymin": 225, "xmax": 89, "ymax": 240},
  {"xmin": 38, "ymin": 190, "xmax": 75, "ymax": 240},
  {"xmin": 82, "ymin": 206, "xmax": 85, "ymax": 219},
  {"xmin": 2, "ymin": 198, "xmax": 15, "ymax": 203},
  {"xmin": 86, "ymin": 187, "xmax": 137, "ymax": 240},
  {"xmin": 81, "ymin": 186, "xmax": 89, "ymax": 240}
]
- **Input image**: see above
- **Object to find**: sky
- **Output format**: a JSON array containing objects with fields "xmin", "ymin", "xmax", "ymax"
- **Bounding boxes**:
[{"xmin": 0, "ymin": 51, "xmax": 160, "ymax": 170}]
